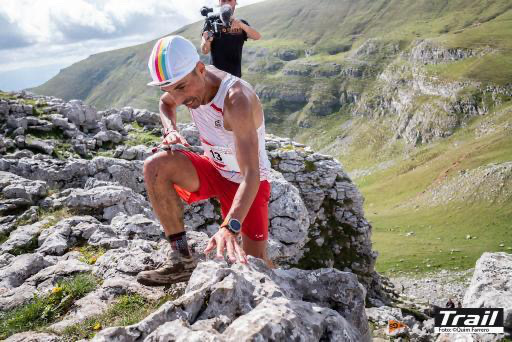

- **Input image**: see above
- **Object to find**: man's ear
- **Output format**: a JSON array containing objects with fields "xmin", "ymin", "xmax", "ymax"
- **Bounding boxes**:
[{"xmin": 196, "ymin": 62, "xmax": 206, "ymax": 76}]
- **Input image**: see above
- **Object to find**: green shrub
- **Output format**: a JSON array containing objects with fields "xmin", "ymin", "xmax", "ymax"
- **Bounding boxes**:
[
  {"xmin": 0, "ymin": 273, "xmax": 98, "ymax": 339},
  {"xmin": 62, "ymin": 293, "xmax": 175, "ymax": 340}
]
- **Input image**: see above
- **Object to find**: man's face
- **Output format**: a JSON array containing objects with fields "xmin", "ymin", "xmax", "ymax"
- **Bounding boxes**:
[
  {"xmin": 160, "ymin": 64, "xmax": 206, "ymax": 109},
  {"xmin": 219, "ymin": 0, "xmax": 236, "ymax": 11}
]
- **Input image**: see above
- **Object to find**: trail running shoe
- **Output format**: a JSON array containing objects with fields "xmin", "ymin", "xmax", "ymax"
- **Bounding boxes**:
[{"xmin": 136, "ymin": 251, "xmax": 198, "ymax": 286}]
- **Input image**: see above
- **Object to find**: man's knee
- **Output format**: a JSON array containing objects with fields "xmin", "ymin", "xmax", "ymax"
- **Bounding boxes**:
[{"xmin": 143, "ymin": 152, "xmax": 174, "ymax": 182}]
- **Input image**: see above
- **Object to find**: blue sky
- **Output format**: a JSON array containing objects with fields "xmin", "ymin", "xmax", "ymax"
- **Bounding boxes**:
[{"xmin": 0, "ymin": 0, "xmax": 265, "ymax": 91}]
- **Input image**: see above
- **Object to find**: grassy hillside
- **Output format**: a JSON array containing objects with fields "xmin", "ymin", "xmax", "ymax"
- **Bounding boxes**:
[
  {"xmin": 358, "ymin": 103, "xmax": 512, "ymax": 275},
  {"xmin": 33, "ymin": 0, "xmax": 512, "ymax": 109},
  {"xmin": 31, "ymin": 0, "xmax": 512, "ymax": 275}
]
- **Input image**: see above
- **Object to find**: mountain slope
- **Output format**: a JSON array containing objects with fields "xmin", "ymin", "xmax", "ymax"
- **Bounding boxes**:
[
  {"xmin": 31, "ymin": 0, "xmax": 512, "ymax": 274},
  {"xmin": 33, "ymin": 0, "xmax": 512, "ymax": 110}
]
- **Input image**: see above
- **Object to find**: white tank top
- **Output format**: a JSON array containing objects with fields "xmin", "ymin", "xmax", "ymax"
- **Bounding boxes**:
[{"xmin": 189, "ymin": 74, "xmax": 272, "ymax": 183}]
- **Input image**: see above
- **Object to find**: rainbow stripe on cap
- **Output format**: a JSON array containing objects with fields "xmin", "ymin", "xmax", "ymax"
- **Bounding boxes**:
[
  {"xmin": 149, "ymin": 37, "xmax": 171, "ymax": 84},
  {"xmin": 147, "ymin": 35, "xmax": 199, "ymax": 87}
]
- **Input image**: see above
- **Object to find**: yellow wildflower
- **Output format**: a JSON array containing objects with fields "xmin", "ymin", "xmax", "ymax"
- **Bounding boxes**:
[
  {"xmin": 52, "ymin": 287, "xmax": 63, "ymax": 294},
  {"xmin": 93, "ymin": 322, "xmax": 102, "ymax": 330}
]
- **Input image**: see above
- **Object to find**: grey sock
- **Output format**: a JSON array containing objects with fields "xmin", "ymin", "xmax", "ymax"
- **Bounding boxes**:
[{"xmin": 165, "ymin": 231, "xmax": 190, "ymax": 257}]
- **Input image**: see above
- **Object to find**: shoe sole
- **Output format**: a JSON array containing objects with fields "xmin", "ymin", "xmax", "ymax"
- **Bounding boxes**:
[{"xmin": 136, "ymin": 272, "xmax": 193, "ymax": 286}]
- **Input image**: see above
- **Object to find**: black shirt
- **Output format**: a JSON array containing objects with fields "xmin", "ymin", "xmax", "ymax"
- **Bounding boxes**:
[{"xmin": 203, "ymin": 19, "xmax": 249, "ymax": 78}]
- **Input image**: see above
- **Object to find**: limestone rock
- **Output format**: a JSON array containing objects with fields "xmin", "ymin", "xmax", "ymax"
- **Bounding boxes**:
[
  {"xmin": 94, "ymin": 130, "xmax": 123, "ymax": 145},
  {"xmin": 4, "ymin": 332, "xmax": 61, "ymax": 342},
  {"xmin": 0, "ymin": 258, "xmax": 92, "ymax": 311},
  {"xmin": 37, "ymin": 216, "xmax": 101, "ymax": 255},
  {"xmin": 93, "ymin": 258, "xmax": 370, "ymax": 342},
  {"xmin": 267, "ymin": 171, "xmax": 309, "ymax": 263},
  {"xmin": 93, "ymin": 232, "xmax": 208, "ymax": 280},
  {"xmin": 463, "ymin": 252, "xmax": 512, "ymax": 334},
  {"xmin": 135, "ymin": 109, "xmax": 160, "ymax": 127},
  {"xmin": 0, "ymin": 220, "xmax": 50, "ymax": 255},
  {"xmin": 105, "ymin": 113, "xmax": 125, "ymax": 132},
  {"xmin": 55, "ymin": 185, "xmax": 152, "ymax": 221},
  {"xmin": 110, "ymin": 214, "xmax": 162, "ymax": 241},
  {"xmin": 0, "ymin": 253, "xmax": 53, "ymax": 289},
  {"xmin": 0, "ymin": 171, "xmax": 48, "ymax": 203}
]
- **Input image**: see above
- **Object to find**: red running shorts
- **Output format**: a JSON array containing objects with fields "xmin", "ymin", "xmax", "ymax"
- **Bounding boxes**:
[{"xmin": 173, "ymin": 150, "xmax": 271, "ymax": 241}]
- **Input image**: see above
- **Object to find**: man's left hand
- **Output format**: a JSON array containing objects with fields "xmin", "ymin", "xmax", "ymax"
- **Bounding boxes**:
[
  {"xmin": 230, "ymin": 18, "xmax": 244, "ymax": 31},
  {"xmin": 204, "ymin": 226, "xmax": 247, "ymax": 264}
]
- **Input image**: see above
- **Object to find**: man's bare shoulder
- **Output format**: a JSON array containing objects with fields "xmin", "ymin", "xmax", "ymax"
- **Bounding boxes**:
[
  {"xmin": 160, "ymin": 92, "xmax": 176, "ymax": 107},
  {"xmin": 225, "ymin": 80, "xmax": 256, "ymax": 110}
]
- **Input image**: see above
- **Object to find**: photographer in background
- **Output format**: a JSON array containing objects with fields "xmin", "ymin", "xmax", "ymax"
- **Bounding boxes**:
[{"xmin": 201, "ymin": 0, "xmax": 261, "ymax": 78}]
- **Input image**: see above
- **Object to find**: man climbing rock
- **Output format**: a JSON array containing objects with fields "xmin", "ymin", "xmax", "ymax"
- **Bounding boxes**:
[{"xmin": 137, "ymin": 35, "xmax": 272, "ymax": 286}]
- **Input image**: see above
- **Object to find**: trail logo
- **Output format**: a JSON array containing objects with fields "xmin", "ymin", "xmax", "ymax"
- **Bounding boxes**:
[{"xmin": 434, "ymin": 308, "xmax": 504, "ymax": 334}]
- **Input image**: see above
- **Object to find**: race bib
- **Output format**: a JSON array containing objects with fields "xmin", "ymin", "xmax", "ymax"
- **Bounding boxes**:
[{"xmin": 202, "ymin": 143, "xmax": 240, "ymax": 173}]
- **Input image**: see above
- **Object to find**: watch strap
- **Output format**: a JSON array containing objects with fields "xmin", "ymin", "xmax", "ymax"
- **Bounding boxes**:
[{"xmin": 220, "ymin": 218, "xmax": 241, "ymax": 235}]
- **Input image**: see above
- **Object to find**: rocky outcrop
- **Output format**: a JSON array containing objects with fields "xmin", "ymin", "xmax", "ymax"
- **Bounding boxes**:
[
  {"xmin": 409, "ymin": 39, "xmax": 480, "ymax": 65},
  {"xmin": 1, "ymin": 94, "xmax": 381, "ymax": 304},
  {"xmin": 405, "ymin": 161, "xmax": 512, "ymax": 207},
  {"xmin": 0, "ymin": 171, "xmax": 48, "ymax": 215},
  {"xmin": 266, "ymin": 136, "xmax": 382, "ymax": 302},
  {"xmin": 463, "ymin": 252, "xmax": 512, "ymax": 337},
  {"xmin": 0, "ymin": 91, "xmax": 385, "ymax": 340},
  {"xmin": 0, "ymin": 93, "xmax": 164, "ymax": 159},
  {"xmin": 93, "ymin": 258, "xmax": 370, "ymax": 342},
  {"xmin": 0, "ymin": 155, "xmax": 145, "ymax": 193}
]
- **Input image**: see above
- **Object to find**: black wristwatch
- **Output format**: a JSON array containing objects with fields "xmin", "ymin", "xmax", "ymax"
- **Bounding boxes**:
[{"xmin": 222, "ymin": 218, "xmax": 242, "ymax": 235}]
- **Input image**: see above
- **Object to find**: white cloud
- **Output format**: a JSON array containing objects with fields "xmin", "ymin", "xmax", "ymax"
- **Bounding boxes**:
[{"xmin": 0, "ymin": 0, "xmax": 265, "ymax": 73}]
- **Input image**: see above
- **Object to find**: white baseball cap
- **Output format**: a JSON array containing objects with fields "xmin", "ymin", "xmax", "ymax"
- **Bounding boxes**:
[{"xmin": 147, "ymin": 35, "xmax": 200, "ymax": 87}]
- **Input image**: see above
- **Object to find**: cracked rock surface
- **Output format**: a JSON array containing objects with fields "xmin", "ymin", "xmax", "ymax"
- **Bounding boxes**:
[{"xmin": 93, "ymin": 258, "xmax": 370, "ymax": 342}]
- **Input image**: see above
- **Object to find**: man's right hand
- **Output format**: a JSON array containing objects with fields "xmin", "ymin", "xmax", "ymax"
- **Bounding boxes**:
[{"xmin": 162, "ymin": 130, "xmax": 190, "ymax": 147}]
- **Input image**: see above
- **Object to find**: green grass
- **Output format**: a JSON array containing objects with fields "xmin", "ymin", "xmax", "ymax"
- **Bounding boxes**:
[
  {"xmin": 61, "ymin": 293, "xmax": 175, "ymax": 340},
  {"xmin": 0, "ymin": 273, "xmax": 99, "ymax": 340},
  {"xmin": 96, "ymin": 150, "xmax": 115, "ymax": 158},
  {"xmin": 353, "ymin": 104, "xmax": 512, "ymax": 275},
  {"xmin": 71, "ymin": 245, "xmax": 106, "ymax": 265},
  {"xmin": 372, "ymin": 203, "xmax": 512, "ymax": 275},
  {"xmin": 27, "ymin": 129, "xmax": 65, "ymax": 141},
  {"xmin": 39, "ymin": 208, "xmax": 74, "ymax": 229},
  {"xmin": 0, "ymin": 91, "xmax": 18, "ymax": 100},
  {"xmin": 126, "ymin": 122, "xmax": 161, "ymax": 147},
  {"xmin": 426, "ymin": 53, "xmax": 512, "ymax": 86}
]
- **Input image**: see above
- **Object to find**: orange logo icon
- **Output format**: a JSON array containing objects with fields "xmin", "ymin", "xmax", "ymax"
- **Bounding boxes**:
[{"xmin": 387, "ymin": 320, "xmax": 408, "ymax": 336}]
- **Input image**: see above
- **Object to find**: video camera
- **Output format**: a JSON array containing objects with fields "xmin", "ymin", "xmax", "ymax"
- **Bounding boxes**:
[{"xmin": 201, "ymin": 4, "xmax": 232, "ymax": 39}]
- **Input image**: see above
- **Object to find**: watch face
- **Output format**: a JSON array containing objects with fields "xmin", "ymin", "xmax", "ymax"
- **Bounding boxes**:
[{"xmin": 229, "ymin": 219, "xmax": 241, "ymax": 233}]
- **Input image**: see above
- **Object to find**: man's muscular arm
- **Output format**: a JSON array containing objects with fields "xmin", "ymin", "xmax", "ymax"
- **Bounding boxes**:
[
  {"xmin": 159, "ymin": 93, "xmax": 177, "ymax": 133},
  {"xmin": 203, "ymin": 83, "xmax": 258, "ymax": 263},
  {"xmin": 223, "ymin": 84, "xmax": 261, "ymax": 223},
  {"xmin": 159, "ymin": 93, "xmax": 189, "ymax": 146}
]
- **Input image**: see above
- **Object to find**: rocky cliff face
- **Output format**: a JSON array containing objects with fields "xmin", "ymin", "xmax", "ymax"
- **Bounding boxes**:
[
  {"xmin": 0, "ymin": 91, "xmax": 384, "ymax": 340},
  {"xmin": 352, "ymin": 39, "xmax": 510, "ymax": 146},
  {"xmin": 242, "ymin": 37, "xmax": 512, "ymax": 152}
]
